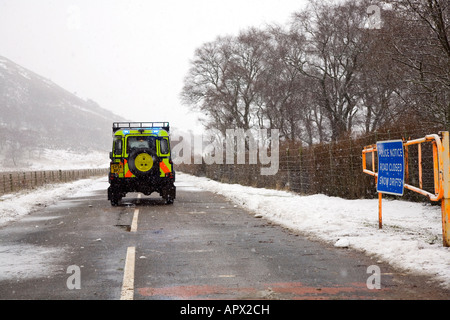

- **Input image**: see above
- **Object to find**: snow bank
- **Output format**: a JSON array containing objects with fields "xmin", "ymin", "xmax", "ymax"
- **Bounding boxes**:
[
  {"xmin": 177, "ymin": 172, "xmax": 450, "ymax": 289},
  {"xmin": 0, "ymin": 177, "xmax": 107, "ymax": 226}
]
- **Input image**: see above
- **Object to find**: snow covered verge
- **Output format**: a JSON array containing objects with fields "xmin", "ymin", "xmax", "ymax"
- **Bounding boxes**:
[
  {"xmin": 177, "ymin": 172, "xmax": 450, "ymax": 289},
  {"xmin": 0, "ymin": 177, "xmax": 107, "ymax": 227}
]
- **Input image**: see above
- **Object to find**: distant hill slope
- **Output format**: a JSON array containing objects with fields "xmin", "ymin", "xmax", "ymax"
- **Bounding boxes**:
[{"xmin": 0, "ymin": 55, "xmax": 126, "ymax": 168}]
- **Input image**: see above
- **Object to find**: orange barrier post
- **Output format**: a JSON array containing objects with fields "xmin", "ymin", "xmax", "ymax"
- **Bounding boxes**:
[
  {"xmin": 440, "ymin": 132, "xmax": 450, "ymax": 247},
  {"xmin": 362, "ymin": 132, "xmax": 450, "ymax": 247}
]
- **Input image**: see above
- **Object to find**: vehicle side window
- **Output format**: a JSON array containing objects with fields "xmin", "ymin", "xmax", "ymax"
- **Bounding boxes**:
[
  {"xmin": 160, "ymin": 138, "xmax": 169, "ymax": 155},
  {"xmin": 114, "ymin": 138, "xmax": 122, "ymax": 156}
]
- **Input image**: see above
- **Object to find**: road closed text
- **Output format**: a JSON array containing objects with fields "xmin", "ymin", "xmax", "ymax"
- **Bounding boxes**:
[{"xmin": 376, "ymin": 140, "xmax": 405, "ymax": 195}]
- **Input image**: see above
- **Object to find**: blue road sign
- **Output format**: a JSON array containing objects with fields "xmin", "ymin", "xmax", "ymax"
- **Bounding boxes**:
[{"xmin": 376, "ymin": 140, "xmax": 405, "ymax": 196}]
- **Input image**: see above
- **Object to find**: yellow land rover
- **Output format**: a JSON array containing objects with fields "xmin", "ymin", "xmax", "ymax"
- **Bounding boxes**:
[{"xmin": 107, "ymin": 122, "xmax": 175, "ymax": 205}]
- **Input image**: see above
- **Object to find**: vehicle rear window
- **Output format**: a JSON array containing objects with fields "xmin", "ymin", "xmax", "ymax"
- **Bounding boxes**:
[{"xmin": 126, "ymin": 136, "xmax": 156, "ymax": 154}]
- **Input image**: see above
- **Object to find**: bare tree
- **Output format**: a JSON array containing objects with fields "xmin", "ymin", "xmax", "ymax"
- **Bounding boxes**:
[
  {"xmin": 255, "ymin": 25, "xmax": 309, "ymax": 141},
  {"xmin": 232, "ymin": 28, "xmax": 269, "ymax": 130},
  {"xmin": 181, "ymin": 29, "xmax": 269, "ymax": 135},
  {"xmin": 181, "ymin": 0, "xmax": 448, "ymax": 146},
  {"xmin": 291, "ymin": 0, "xmax": 374, "ymax": 141},
  {"xmin": 385, "ymin": 0, "xmax": 450, "ymax": 128},
  {"xmin": 357, "ymin": 10, "xmax": 407, "ymax": 134},
  {"xmin": 181, "ymin": 36, "xmax": 236, "ymax": 134}
]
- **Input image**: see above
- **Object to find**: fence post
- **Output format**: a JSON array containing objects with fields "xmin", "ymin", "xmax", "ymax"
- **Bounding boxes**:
[
  {"xmin": 286, "ymin": 148, "xmax": 290, "ymax": 190},
  {"xmin": 440, "ymin": 131, "xmax": 450, "ymax": 247},
  {"xmin": 299, "ymin": 147, "xmax": 303, "ymax": 194},
  {"xmin": 329, "ymin": 142, "xmax": 334, "ymax": 195}
]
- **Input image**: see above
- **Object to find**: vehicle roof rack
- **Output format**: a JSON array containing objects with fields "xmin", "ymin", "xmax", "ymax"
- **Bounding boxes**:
[{"xmin": 113, "ymin": 122, "xmax": 170, "ymax": 133}]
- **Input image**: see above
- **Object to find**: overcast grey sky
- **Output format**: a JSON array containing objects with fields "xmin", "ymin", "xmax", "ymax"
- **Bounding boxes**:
[{"xmin": 0, "ymin": 0, "xmax": 308, "ymax": 133}]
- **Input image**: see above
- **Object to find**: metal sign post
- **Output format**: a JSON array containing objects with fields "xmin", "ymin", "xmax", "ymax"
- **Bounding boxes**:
[{"xmin": 440, "ymin": 132, "xmax": 450, "ymax": 247}]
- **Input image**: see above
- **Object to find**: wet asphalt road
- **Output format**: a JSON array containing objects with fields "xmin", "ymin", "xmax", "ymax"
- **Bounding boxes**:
[{"xmin": 0, "ymin": 175, "xmax": 449, "ymax": 301}]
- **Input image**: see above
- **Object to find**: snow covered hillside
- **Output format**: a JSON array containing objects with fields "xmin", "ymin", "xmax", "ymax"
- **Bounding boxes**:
[
  {"xmin": 0, "ymin": 148, "xmax": 110, "ymax": 172},
  {"xmin": 0, "ymin": 54, "xmax": 125, "ymax": 160}
]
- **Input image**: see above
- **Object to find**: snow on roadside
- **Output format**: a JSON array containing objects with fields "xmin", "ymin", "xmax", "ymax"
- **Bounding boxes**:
[
  {"xmin": 0, "ymin": 176, "xmax": 107, "ymax": 227},
  {"xmin": 177, "ymin": 172, "xmax": 450, "ymax": 289},
  {"xmin": 0, "ymin": 244, "xmax": 66, "ymax": 281}
]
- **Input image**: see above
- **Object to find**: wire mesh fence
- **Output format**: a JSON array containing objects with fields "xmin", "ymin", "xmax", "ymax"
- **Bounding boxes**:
[
  {"xmin": 0, "ymin": 168, "xmax": 107, "ymax": 196},
  {"xmin": 177, "ymin": 125, "xmax": 444, "ymax": 203}
]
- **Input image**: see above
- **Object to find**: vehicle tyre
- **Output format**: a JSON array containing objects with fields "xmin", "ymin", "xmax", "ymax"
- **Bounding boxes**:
[
  {"xmin": 108, "ymin": 186, "xmax": 122, "ymax": 206},
  {"xmin": 162, "ymin": 183, "xmax": 176, "ymax": 205},
  {"xmin": 111, "ymin": 197, "xmax": 120, "ymax": 206}
]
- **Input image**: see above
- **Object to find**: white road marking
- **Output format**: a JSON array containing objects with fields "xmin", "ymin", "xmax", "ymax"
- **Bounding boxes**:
[
  {"xmin": 131, "ymin": 208, "xmax": 139, "ymax": 232},
  {"xmin": 121, "ymin": 194, "xmax": 141, "ymax": 299},
  {"xmin": 120, "ymin": 246, "xmax": 136, "ymax": 300},
  {"xmin": 136, "ymin": 193, "xmax": 142, "ymax": 204}
]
